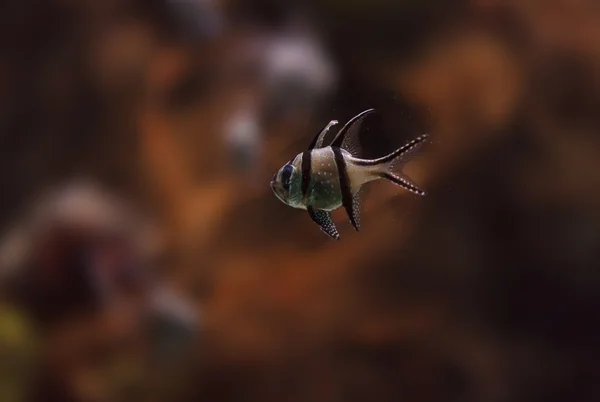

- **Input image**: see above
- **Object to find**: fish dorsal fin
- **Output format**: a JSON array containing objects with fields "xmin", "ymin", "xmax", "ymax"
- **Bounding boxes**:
[
  {"xmin": 308, "ymin": 120, "xmax": 339, "ymax": 150},
  {"xmin": 308, "ymin": 207, "xmax": 340, "ymax": 240},
  {"xmin": 330, "ymin": 109, "xmax": 376, "ymax": 157},
  {"xmin": 346, "ymin": 186, "xmax": 364, "ymax": 231}
]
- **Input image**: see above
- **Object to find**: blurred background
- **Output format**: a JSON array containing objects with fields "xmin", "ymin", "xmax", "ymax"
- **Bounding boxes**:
[{"xmin": 0, "ymin": 0, "xmax": 599, "ymax": 401}]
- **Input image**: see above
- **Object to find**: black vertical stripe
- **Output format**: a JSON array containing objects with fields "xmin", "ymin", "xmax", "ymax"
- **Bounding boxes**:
[
  {"xmin": 333, "ymin": 147, "xmax": 357, "ymax": 228},
  {"xmin": 301, "ymin": 151, "xmax": 312, "ymax": 198}
]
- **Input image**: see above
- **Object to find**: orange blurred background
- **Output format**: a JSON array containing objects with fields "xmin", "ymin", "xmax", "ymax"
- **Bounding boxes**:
[{"xmin": 0, "ymin": 0, "xmax": 599, "ymax": 401}]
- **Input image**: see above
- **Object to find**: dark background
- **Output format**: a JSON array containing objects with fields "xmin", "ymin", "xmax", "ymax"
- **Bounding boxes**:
[{"xmin": 0, "ymin": 0, "xmax": 599, "ymax": 401}]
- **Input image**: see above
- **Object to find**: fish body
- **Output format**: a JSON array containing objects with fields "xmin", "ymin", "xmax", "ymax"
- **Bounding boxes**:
[
  {"xmin": 271, "ymin": 109, "xmax": 428, "ymax": 239},
  {"xmin": 276, "ymin": 147, "xmax": 344, "ymax": 211}
]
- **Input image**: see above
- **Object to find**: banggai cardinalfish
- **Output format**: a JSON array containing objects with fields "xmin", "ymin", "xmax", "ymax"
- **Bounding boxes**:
[{"xmin": 271, "ymin": 109, "xmax": 428, "ymax": 240}]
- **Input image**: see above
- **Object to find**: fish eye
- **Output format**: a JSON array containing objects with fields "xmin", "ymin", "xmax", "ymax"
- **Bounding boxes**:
[{"xmin": 281, "ymin": 165, "xmax": 294, "ymax": 190}]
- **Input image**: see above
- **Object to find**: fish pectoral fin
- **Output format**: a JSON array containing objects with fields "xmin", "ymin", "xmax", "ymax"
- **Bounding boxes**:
[
  {"xmin": 346, "ymin": 187, "xmax": 364, "ymax": 231},
  {"xmin": 308, "ymin": 207, "xmax": 340, "ymax": 240}
]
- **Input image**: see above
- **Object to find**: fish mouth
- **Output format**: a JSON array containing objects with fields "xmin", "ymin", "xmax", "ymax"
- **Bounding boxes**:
[
  {"xmin": 270, "ymin": 180, "xmax": 280, "ymax": 198},
  {"xmin": 270, "ymin": 180, "xmax": 285, "ymax": 203},
  {"xmin": 270, "ymin": 173, "xmax": 278, "ymax": 191}
]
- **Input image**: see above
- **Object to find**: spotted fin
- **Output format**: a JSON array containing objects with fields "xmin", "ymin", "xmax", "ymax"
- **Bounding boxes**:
[
  {"xmin": 308, "ymin": 120, "xmax": 339, "ymax": 150},
  {"xmin": 381, "ymin": 172, "xmax": 426, "ymax": 196},
  {"xmin": 386, "ymin": 134, "xmax": 429, "ymax": 171},
  {"xmin": 308, "ymin": 207, "xmax": 340, "ymax": 240},
  {"xmin": 330, "ymin": 109, "xmax": 376, "ymax": 157},
  {"xmin": 377, "ymin": 134, "xmax": 429, "ymax": 196}
]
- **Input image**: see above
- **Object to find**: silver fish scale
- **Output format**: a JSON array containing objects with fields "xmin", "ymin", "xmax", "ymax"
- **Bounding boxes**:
[{"xmin": 306, "ymin": 147, "xmax": 342, "ymax": 211}]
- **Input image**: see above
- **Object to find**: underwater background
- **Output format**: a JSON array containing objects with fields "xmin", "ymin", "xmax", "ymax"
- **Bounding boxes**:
[{"xmin": 0, "ymin": 0, "xmax": 599, "ymax": 401}]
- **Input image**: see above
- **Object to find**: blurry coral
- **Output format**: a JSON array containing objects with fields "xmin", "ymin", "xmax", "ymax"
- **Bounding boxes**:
[
  {"xmin": 260, "ymin": 15, "xmax": 338, "ymax": 122},
  {"xmin": 223, "ymin": 104, "xmax": 263, "ymax": 177},
  {"xmin": 0, "ymin": 181, "xmax": 160, "ymax": 328},
  {"xmin": 167, "ymin": 0, "xmax": 225, "ymax": 40}
]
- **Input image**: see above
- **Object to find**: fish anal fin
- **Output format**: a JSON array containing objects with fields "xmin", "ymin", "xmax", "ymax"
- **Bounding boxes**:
[
  {"xmin": 348, "ymin": 187, "xmax": 364, "ymax": 231},
  {"xmin": 308, "ymin": 207, "xmax": 340, "ymax": 240}
]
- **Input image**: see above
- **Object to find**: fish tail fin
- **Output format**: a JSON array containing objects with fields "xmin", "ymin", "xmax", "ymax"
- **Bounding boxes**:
[
  {"xmin": 380, "ymin": 172, "xmax": 426, "ymax": 196},
  {"xmin": 377, "ymin": 134, "xmax": 428, "ymax": 196}
]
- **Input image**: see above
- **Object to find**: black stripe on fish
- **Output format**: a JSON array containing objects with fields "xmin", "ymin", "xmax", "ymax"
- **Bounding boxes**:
[
  {"xmin": 333, "ymin": 147, "xmax": 359, "ymax": 231},
  {"xmin": 353, "ymin": 135, "xmax": 429, "ymax": 166},
  {"xmin": 301, "ymin": 150, "xmax": 312, "ymax": 198}
]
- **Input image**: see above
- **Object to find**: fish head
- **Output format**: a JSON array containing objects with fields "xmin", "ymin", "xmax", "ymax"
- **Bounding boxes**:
[{"xmin": 271, "ymin": 160, "xmax": 300, "ymax": 207}]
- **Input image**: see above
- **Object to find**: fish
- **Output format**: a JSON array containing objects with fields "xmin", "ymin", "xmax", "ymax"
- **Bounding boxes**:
[{"xmin": 270, "ymin": 109, "xmax": 428, "ymax": 240}]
